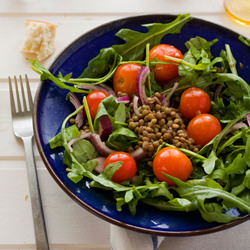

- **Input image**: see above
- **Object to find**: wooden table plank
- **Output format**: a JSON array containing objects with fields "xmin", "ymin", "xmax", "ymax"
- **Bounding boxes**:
[
  {"xmin": 1, "ymin": 0, "xmax": 250, "ymax": 248},
  {"xmin": 0, "ymin": 0, "xmax": 224, "ymax": 14},
  {"xmin": 0, "ymin": 161, "xmax": 110, "ymax": 245}
]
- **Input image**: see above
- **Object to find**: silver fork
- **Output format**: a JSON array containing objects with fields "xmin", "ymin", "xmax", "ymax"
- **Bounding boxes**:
[{"xmin": 9, "ymin": 75, "xmax": 50, "ymax": 250}]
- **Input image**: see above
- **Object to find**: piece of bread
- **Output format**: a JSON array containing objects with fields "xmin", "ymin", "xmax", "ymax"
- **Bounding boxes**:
[{"xmin": 21, "ymin": 20, "xmax": 57, "ymax": 61}]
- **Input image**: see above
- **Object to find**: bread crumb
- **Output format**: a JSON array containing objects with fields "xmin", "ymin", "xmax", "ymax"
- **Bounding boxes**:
[
  {"xmin": 25, "ymin": 195, "xmax": 28, "ymax": 201},
  {"xmin": 21, "ymin": 20, "xmax": 57, "ymax": 61}
]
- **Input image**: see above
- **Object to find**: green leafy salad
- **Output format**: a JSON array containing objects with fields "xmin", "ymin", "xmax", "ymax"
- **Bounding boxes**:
[{"xmin": 30, "ymin": 14, "xmax": 250, "ymax": 223}]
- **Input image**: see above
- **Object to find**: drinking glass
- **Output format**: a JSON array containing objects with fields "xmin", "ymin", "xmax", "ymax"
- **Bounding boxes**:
[{"xmin": 224, "ymin": 0, "xmax": 250, "ymax": 25}]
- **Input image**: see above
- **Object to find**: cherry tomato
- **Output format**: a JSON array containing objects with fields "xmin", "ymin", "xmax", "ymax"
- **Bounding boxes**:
[
  {"xmin": 86, "ymin": 90, "xmax": 109, "ymax": 120},
  {"xmin": 149, "ymin": 44, "xmax": 183, "ymax": 84},
  {"xmin": 153, "ymin": 147, "xmax": 192, "ymax": 186},
  {"xmin": 104, "ymin": 152, "xmax": 137, "ymax": 183},
  {"xmin": 179, "ymin": 87, "xmax": 211, "ymax": 120},
  {"xmin": 187, "ymin": 114, "xmax": 222, "ymax": 147},
  {"xmin": 113, "ymin": 63, "xmax": 142, "ymax": 95}
]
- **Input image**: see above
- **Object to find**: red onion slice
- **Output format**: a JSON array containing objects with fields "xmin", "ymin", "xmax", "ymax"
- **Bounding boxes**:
[
  {"xmin": 68, "ymin": 92, "xmax": 84, "ymax": 128},
  {"xmin": 93, "ymin": 157, "xmax": 106, "ymax": 173},
  {"xmin": 67, "ymin": 132, "xmax": 91, "ymax": 152},
  {"xmin": 162, "ymin": 75, "xmax": 181, "ymax": 91},
  {"xmin": 214, "ymin": 84, "xmax": 223, "ymax": 104},
  {"xmin": 133, "ymin": 95, "xmax": 140, "ymax": 116},
  {"xmin": 136, "ymin": 66, "xmax": 150, "ymax": 105},
  {"xmin": 247, "ymin": 114, "xmax": 250, "ymax": 127},
  {"xmin": 224, "ymin": 122, "xmax": 248, "ymax": 136},
  {"xmin": 159, "ymin": 93, "xmax": 165, "ymax": 103},
  {"xmin": 162, "ymin": 81, "xmax": 179, "ymax": 106},
  {"xmin": 129, "ymin": 147, "xmax": 147, "ymax": 161},
  {"xmin": 99, "ymin": 84, "xmax": 116, "ymax": 97},
  {"xmin": 131, "ymin": 175, "xmax": 139, "ymax": 184},
  {"xmin": 116, "ymin": 96, "xmax": 130, "ymax": 103},
  {"xmin": 78, "ymin": 84, "xmax": 113, "ymax": 96},
  {"xmin": 99, "ymin": 115, "xmax": 113, "ymax": 141},
  {"xmin": 90, "ymin": 133, "xmax": 115, "ymax": 156}
]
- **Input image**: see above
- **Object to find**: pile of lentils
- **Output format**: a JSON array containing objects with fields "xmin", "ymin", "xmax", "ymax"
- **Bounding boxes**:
[{"xmin": 126, "ymin": 92, "xmax": 200, "ymax": 162}]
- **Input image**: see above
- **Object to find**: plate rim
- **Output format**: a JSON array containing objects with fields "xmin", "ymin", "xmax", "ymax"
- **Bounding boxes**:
[{"xmin": 33, "ymin": 13, "xmax": 250, "ymax": 236}]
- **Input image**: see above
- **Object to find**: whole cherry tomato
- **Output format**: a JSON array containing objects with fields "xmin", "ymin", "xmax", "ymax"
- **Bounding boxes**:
[
  {"xmin": 149, "ymin": 44, "xmax": 183, "ymax": 84},
  {"xmin": 104, "ymin": 152, "xmax": 137, "ymax": 183},
  {"xmin": 187, "ymin": 114, "xmax": 222, "ymax": 147},
  {"xmin": 113, "ymin": 63, "xmax": 142, "ymax": 95},
  {"xmin": 179, "ymin": 87, "xmax": 211, "ymax": 120},
  {"xmin": 86, "ymin": 90, "xmax": 109, "ymax": 120},
  {"xmin": 153, "ymin": 147, "xmax": 192, "ymax": 186}
]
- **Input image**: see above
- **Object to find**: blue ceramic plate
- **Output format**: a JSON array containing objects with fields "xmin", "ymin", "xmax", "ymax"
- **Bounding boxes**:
[{"xmin": 34, "ymin": 14, "xmax": 250, "ymax": 236}]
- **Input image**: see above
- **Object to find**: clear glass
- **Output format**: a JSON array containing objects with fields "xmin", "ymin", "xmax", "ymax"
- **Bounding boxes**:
[{"xmin": 224, "ymin": 0, "xmax": 250, "ymax": 25}]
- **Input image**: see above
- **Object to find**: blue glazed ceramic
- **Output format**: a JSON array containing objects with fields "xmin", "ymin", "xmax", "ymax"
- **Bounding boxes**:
[{"xmin": 33, "ymin": 15, "xmax": 250, "ymax": 236}]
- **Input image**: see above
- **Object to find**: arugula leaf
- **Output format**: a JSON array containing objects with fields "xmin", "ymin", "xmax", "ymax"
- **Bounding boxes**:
[
  {"xmin": 94, "ymin": 95, "xmax": 127, "ymax": 130},
  {"xmin": 239, "ymin": 35, "xmax": 250, "ymax": 47},
  {"xmin": 142, "ymin": 197, "xmax": 197, "ymax": 212},
  {"xmin": 225, "ymin": 44, "xmax": 238, "ymax": 75},
  {"xmin": 79, "ymin": 47, "xmax": 118, "ymax": 78},
  {"xmin": 202, "ymin": 151, "xmax": 218, "ymax": 174},
  {"xmin": 72, "ymin": 139, "xmax": 98, "ymax": 163},
  {"xmin": 112, "ymin": 14, "xmax": 192, "ymax": 60},
  {"xmin": 165, "ymin": 174, "xmax": 250, "ymax": 222},
  {"xmin": 199, "ymin": 203, "xmax": 239, "ymax": 223},
  {"xmin": 214, "ymin": 73, "xmax": 250, "ymax": 107},
  {"xmin": 67, "ymin": 159, "xmax": 98, "ymax": 183},
  {"xmin": 49, "ymin": 124, "xmax": 80, "ymax": 149},
  {"xmin": 28, "ymin": 59, "xmax": 89, "ymax": 93},
  {"xmin": 114, "ymin": 102, "xmax": 126, "ymax": 129},
  {"xmin": 106, "ymin": 127, "xmax": 138, "ymax": 151}
]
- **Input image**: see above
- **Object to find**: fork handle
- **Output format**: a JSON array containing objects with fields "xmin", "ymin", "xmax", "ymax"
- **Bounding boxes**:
[{"xmin": 22, "ymin": 136, "xmax": 50, "ymax": 250}]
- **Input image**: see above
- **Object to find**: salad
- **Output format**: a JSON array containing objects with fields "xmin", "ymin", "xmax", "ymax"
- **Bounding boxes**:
[{"xmin": 30, "ymin": 14, "xmax": 250, "ymax": 224}]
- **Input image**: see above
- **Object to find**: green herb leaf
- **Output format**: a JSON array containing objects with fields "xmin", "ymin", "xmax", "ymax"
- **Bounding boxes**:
[
  {"xmin": 112, "ymin": 14, "xmax": 192, "ymax": 60},
  {"xmin": 106, "ymin": 127, "xmax": 138, "ymax": 151},
  {"xmin": 49, "ymin": 124, "xmax": 80, "ymax": 149}
]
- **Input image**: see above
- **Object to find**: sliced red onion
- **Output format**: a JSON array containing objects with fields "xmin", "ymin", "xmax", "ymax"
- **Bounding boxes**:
[
  {"xmin": 99, "ymin": 83, "xmax": 116, "ymax": 96},
  {"xmin": 247, "ymin": 114, "xmax": 250, "ymax": 127},
  {"xmin": 99, "ymin": 115, "xmax": 113, "ymax": 141},
  {"xmin": 67, "ymin": 132, "xmax": 91, "ymax": 152},
  {"xmin": 93, "ymin": 157, "xmax": 106, "ymax": 173},
  {"xmin": 90, "ymin": 133, "xmax": 115, "ymax": 156},
  {"xmin": 163, "ymin": 75, "xmax": 181, "ymax": 91},
  {"xmin": 129, "ymin": 147, "xmax": 147, "ymax": 161},
  {"xmin": 136, "ymin": 66, "xmax": 150, "ymax": 105},
  {"xmin": 224, "ymin": 122, "xmax": 248, "ymax": 136},
  {"xmin": 78, "ymin": 84, "xmax": 112, "ymax": 96},
  {"xmin": 214, "ymin": 84, "xmax": 223, "ymax": 104},
  {"xmin": 131, "ymin": 175, "xmax": 139, "ymax": 184},
  {"xmin": 162, "ymin": 81, "xmax": 179, "ymax": 106},
  {"xmin": 116, "ymin": 96, "xmax": 130, "ymax": 104},
  {"xmin": 68, "ymin": 92, "xmax": 84, "ymax": 128},
  {"xmin": 133, "ymin": 95, "xmax": 140, "ymax": 116},
  {"xmin": 159, "ymin": 93, "xmax": 165, "ymax": 103}
]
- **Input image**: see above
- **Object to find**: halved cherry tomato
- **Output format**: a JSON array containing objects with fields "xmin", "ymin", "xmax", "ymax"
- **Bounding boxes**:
[
  {"xmin": 104, "ymin": 152, "xmax": 137, "ymax": 183},
  {"xmin": 153, "ymin": 147, "xmax": 192, "ymax": 186},
  {"xmin": 113, "ymin": 63, "xmax": 142, "ymax": 95},
  {"xmin": 149, "ymin": 44, "xmax": 183, "ymax": 84},
  {"xmin": 187, "ymin": 114, "xmax": 222, "ymax": 147},
  {"xmin": 86, "ymin": 90, "xmax": 109, "ymax": 120},
  {"xmin": 179, "ymin": 87, "xmax": 211, "ymax": 120}
]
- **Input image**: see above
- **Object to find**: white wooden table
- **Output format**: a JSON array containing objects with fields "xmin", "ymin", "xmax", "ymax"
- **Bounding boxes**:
[{"xmin": 1, "ymin": 0, "xmax": 250, "ymax": 249}]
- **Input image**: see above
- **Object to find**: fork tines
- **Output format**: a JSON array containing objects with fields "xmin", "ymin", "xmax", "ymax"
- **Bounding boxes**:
[{"xmin": 8, "ymin": 75, "xmax": 33, "ymax": 114}]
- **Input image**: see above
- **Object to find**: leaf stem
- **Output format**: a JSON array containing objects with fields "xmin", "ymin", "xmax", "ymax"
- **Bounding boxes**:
[
  {"xmin": 217, "ymin": 131, "xmax": 242, "ymax": 154},
  {"xmin": 83, "ymin": 96, "xmax": 94, "ymax": 133},
  {"xmin": 145, "ymin": 43, "xmax": 152, "ymax": 96},
  {"xmin": 163, "ymin": 143, "xmax": 206, "ymax": 161},
  {"xmin": 225, "ymin": 44, "xmax": 238, "ymax": 75},
  {"xmin": 61, "ymin": 105, "xmax": 84, "ymax": 145}
]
